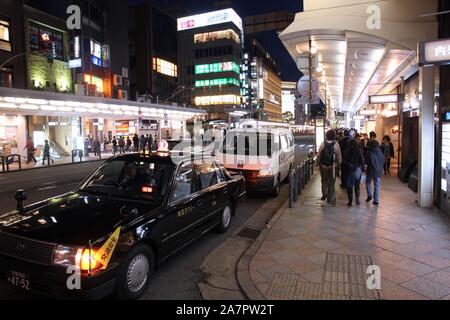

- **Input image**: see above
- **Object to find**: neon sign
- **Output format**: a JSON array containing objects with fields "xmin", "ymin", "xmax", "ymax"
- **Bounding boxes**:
[{"xmin": 177, "ymin": 9, "xmax": 242, "ymax": 32}]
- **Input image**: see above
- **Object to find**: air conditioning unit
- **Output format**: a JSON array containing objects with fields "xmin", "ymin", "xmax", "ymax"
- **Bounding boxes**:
[{"xmin": 112, "ymin": 74, "xmax": 123, "ymax": 86}]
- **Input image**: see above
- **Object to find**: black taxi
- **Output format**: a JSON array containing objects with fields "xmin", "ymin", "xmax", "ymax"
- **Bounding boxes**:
[{"xmin": 0, "ymin": 152, "xmax": 246, "ymax": 299}]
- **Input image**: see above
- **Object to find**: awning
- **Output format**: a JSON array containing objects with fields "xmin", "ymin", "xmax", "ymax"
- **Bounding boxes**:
[
  {"xmin": 0, "ymin": 87, "xmax": 206, "ymax": 121},
  {"xmin": 279, "ymin": 0, "xmax": 438, "ymax": 113}
]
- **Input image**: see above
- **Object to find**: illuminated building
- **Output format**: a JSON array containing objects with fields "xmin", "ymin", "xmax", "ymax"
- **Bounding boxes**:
[
  {"xmin": 243, "ymin": 36, "xmax": 282, "ymax": 122},
  {"xmin": 177, "ymin": 8, "xmax": 244, "ymax": 120},
  {"xmin": 0, "ymin": 0, "xmax": 26, "ymax": 89},
  {"xmin": 129, "ymin": 2, "xmax": 178, "ymax": 103}
]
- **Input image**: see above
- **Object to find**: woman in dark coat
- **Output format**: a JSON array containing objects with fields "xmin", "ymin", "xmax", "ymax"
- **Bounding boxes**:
[
  {"xmin": 381, "ymin": 135, "xmax": 395, "ymax": 175},
  {"xmin": 343, "ymin": 139, "xmax": 366, "ymax": 206}
]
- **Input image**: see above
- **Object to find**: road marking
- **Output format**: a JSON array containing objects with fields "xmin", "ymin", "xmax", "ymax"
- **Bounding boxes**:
[
  {"xmin": 38, "ymin": 186, "xmax": 57, "ymax": 191},
  {"xmin": 41, "ymin": 181, "xmax": 58, "ymax": 186}
]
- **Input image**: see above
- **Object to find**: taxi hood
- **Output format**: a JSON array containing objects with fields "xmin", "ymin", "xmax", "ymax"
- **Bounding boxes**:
[{"xmin": 0, "ymin": 191, "xmax": 159, "ymax": 246}]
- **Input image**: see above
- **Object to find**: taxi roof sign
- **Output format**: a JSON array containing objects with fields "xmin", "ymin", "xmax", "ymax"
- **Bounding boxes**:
[{"xmin": 157, "ymin": 140, "xmax": 170, "ymax": 153}]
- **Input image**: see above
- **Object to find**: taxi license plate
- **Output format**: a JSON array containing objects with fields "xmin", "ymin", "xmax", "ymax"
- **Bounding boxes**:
[{"xmin": 7, "ymin": 271, "xmax": 30, "ymax": 291}]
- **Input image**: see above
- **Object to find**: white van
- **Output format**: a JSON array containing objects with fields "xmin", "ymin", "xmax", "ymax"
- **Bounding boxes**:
[{"xmin": 215, "ymin": 125, "xmax": 295, "ymax": 196}]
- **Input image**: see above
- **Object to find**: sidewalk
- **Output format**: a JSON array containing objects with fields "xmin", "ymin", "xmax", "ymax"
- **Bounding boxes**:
[
  {"xmin": 247, "ymin": 173, "xmax": 450, "ymax": 300},
  {"xmin": 0, "ymin": 153, "xmax": 114, "ymax": 173}
]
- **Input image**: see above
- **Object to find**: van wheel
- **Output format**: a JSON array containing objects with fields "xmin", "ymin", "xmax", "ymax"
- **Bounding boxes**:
[
  {"xmin": 114, "ymin": 244, "xmax": 154, "ymax": 300},
  {"xmin": 217, "ymin": 203, "xmax": 233, "ymax": 233},
  {"xmin": 272, "ymin": 176, "xmax": 281, "ymax": 197}
]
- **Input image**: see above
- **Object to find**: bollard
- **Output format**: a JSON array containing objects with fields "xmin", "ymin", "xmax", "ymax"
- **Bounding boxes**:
[
  {"xmin": 300, "ymin": 162, "xmax": 305, "ymax": 190},
  {"xmin": 297, "ymin": 166, "xmax": 302, "ymax": 196},
  {"xmin": 305, "ymin": 161, "xmax": 311, "ymax": 185},
  {"xmin": 6, "ymin": 155, "xmax": 21, "ymax": 172},
  {"xmin": 293, "ymin": 169, "xmax": 298, "ymax": 202},
  {"xmin": 303, "ymin": 163, "xmax": 306, "ymax": 189},
  {"xmin": 289, "ymin": 170, "xmax": 295, "ymax": 208},
  {"xmin": 0, "ymin": 156, "xmax": 5, "ymax": 172}
]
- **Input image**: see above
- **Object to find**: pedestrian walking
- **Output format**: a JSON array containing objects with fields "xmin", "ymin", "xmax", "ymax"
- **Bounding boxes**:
[
  {"xmin": 133, "ymin": 134, "xmax": 139, "ymax": 152},
  {"xmin": 381, "ymin": 135, "xmax": 395, "ymax": 175},
  {"xmin": 343, "ymin": 139, "xmax": 365, "ymax": 206},
  {"xmin": 365, "ymin": 140, "xmax": 385, "ymax": 206},
  {"xmin": 140, "ymin": 134, "xmax": 146, "ymax": 151},
  {"xmin": 84, "ymin": 138, "xmax": 90, "ymax": 157},
  {"xmin": 339, "ymin": 130, "xmax": 351, "ymax": 189},
  {"xmin": 24, "ymin": 137, "xmax": 37, "ymax": 164},
  {"xmin": 93, "ymin": 138, "xmax": 101, "ymax": 156},
  {"xmin": 148, "ymin": 134, "xmax": 153, "ymax": 152},
  {"xmin": 112, "ymin": 136, "xmax": 118, "ymax": 155},
  {"xmin": 42, "ymin": 140, "xmax": 53, "ymax": 165},
  {"xmin": 126, "ymin": 137, "xmax": 132, "ymax": 153},
  {"xmin": 318, "ymin": 129, "xmax": 342, "ymax": 205},
  {"xmin": 119, "ymin": 137, "xmax": 126, "ymax": 154}
]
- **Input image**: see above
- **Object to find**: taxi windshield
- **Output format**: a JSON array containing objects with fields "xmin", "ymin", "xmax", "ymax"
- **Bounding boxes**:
[{"xmin": 80, "ymin": 159, "xmax": 173, "ymax": 202}]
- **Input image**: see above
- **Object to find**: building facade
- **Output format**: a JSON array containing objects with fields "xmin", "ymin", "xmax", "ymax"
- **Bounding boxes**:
[
  {"xmin": 243, "ymin": 36, "xmax": 282, "ymax": 122},
  {"xmin": 177, "ymin": 8, "xmax": 244, "ymax": 120},
  {"xmin": 281, "ymin": 81, "xmax": 296, "ymax": 123},
  {"xmin": 0, "ymin": 0, "xmax": 26, "ymax": 90},
  {"xmin": 129, "ymin": 2, "xmax": 178, "ymax": 104}
]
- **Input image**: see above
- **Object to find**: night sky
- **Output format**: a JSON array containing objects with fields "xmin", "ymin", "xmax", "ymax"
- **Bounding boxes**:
[
  {"xmin": 26, "ymin": 0, "xmax": 303, "ymax": 81},
  {"xmin": 131, "ymin": 0, "xmax": 303, "ymax": 82}
]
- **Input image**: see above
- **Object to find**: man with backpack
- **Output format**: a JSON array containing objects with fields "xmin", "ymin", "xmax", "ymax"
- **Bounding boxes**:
[{"xmin": 318, "ymin": 129, "xmax": 342, "ymax": 204}]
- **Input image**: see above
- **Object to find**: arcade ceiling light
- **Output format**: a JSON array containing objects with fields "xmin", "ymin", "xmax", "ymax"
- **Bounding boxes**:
[{"xmin": 0, "ymin": 90, "xmax": 205, "ymax": 121}]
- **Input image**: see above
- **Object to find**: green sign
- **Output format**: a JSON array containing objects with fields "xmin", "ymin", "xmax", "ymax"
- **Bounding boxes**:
[
  {"xmin": 195, "ymin": 62, "xmax": 240, "ymax": 75},
  {"xmin": 195, "ymin": 78, "xmax": 240, "ymax": 87}
]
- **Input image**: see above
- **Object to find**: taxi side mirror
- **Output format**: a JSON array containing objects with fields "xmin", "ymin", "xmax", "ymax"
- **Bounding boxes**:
[{"xmin": 15, "ymin": 189, "xmax": 27, "ymax": 213}]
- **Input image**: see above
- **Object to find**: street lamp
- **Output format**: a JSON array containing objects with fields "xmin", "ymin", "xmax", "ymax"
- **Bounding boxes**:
[
  {"xmin": 165, "ymin": 86, "xmax": 196, "ymax": 105},
  {"xmin": 0, "ymin": 52, "xmax": 27, "ymax": 70}
]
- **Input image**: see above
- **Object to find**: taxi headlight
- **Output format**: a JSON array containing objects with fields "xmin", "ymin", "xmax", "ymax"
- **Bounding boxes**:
[
  {"xmin": 258, "ymin": 167, "xmax": 273, "ymax": 177},
  {"xmin": 53, "ymin": 245, "xmax": 80, "ymax": 267},
  {"xmin": 53, "ymin": 245, "xmax": 102, "ymax": 271}
]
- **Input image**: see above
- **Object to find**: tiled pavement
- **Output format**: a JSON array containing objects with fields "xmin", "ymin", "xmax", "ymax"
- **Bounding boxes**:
[{"xmin": 249, "ymin": 173, "xmax": 450, "ymax": 300}]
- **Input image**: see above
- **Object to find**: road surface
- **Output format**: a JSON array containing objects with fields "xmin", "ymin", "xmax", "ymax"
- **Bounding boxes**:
[{"xmin": 0, "ymin": 137, "xmax": 315, "ymax": 300}]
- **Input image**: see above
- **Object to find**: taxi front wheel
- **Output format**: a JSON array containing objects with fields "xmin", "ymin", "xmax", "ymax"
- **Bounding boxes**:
[
  {"xmin": 217, "ymin": 203, "xmax": 233, "ymax": 233},
  {"xmin": 114, "ymin": 244, "xmax": 154, "ymax": 300}
]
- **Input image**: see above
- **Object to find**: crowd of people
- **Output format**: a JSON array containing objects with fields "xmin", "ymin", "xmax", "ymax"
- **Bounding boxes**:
[
  {"xmin": 317, "ymin": 128, "xmax": 395, "ymax": 207},
  {"xmin": 83, "ymin": 134, "xmax": 160, "ymax": 157}
]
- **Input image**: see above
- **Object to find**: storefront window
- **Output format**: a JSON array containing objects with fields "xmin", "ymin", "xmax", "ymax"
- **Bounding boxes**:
[
  {"xmin": 0, "ymin": 69, "xmax": 13, "ymax": 88},
  {"xmin": 84, "ymin": 74, "xmax": 104, "ymax": 92},
  {"xmin": 29, "ymin": 21, "xmax": 64, "ymax": 61},
  {"xmin": 194, "ymin": 95, "xmax": 240, "ymax": 106},
  {"xmin": 194, "ymin": 29, "xmax": 240, "ymax": 44},
  {"xmin": 0, "ymin": 19, "xmax": 11, "ymax": 52},
  {"xmin": 152, "ymin": 58, "xmax": 177, "ymax": 77}
]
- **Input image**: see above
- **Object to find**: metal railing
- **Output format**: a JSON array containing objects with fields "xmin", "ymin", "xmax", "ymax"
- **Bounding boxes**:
[
  {"xmin": 289, "ymin": 152, "xmax": 317, "ymax": 209},
  {"xmin": 6, "ymin": 154, "xmax": 21, "ymax": 172},
  {"xmin": 71, "ymin": 149, "xmax": 84, "ymax": 163}
]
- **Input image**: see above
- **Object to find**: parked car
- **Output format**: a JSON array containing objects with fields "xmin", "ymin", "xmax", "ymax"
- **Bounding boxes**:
[
  {"xmin": 216, "ymin": 126, "xmax": 295, "ymax": 196},
  {"xmin": 0, "ymin": 153, "xmax": 246, "ymax": 300}
]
